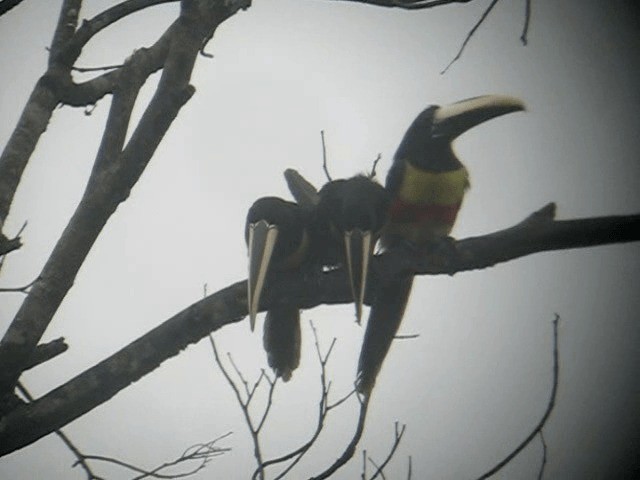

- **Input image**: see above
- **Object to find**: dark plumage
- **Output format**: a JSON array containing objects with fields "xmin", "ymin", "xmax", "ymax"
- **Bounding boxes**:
[
  {"xmin": 245, "ymin": 196, "xmax": 310, "ymax": 380},
  {"xmin": 356, "ymin": 95, "xmax": 526, "ymax": 394},
  {"xmin": 315, "ymin": 175, "xmax": 391, "ymax": 323}
]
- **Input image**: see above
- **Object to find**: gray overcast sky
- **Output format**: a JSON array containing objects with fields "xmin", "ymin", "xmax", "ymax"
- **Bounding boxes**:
[{"xmin": 1, "ymin": 0, "xmax": 639, "ymax": 478}]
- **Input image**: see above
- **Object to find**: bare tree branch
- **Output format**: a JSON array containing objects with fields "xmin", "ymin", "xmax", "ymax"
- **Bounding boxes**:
[
  {"xmin": 521, "ymin": 0, "xmax": 531, "ymax": 45},
  {"xmin": 23, "ymin": 337, "xmax": 69, "ymax": 371},
  {"xmin": 210, "ymin": 337, "xmax": 271, "ymax": 479},
  {"xmin": 321, "ymin": 130, "xmax": 332, "ymax": 181},
  {"xmin": 0, "ymin": 222, "xmax": 26, "ymax": 256},
  {"xmin": 0, "ymin": 0, "xmax": 27, "ymax": 17},
  {"xmin": 16, "ymin": 382, "xmax": 104, "ymax": 480},
  {"xmin": 441, "ymin": 0, "xmax": 501, "ymax": 74},
  {"xmin": 368, "ymin": 422, "xmax": 406, "ymax": 480},
  {"xmin": 537, "ymin": 431, "xmax": 548, "ymax": 480},
  {"xmin": 60, "ymin": 0, "xmax": 179, "ymax": 66},
  {"xmin": 74, "ymin": 434, "xmax": 231, "ymax": 480},
  {"xmin": 0, "ymin": 0, "xmax": 249, "ymax": 399},
  {"xmin": 473, "ymin": 314, "xmax": 559, "ymax": 480},
  {"xmin": 327, "ymin": 0, "xmax": 476, "ymax": 10},
  {"xmin": 0, "ymin": 276, "xmax": 38, "ymax": 294},
  {"xmin": 309, "ymin": 394, "xmax": 370, "ymax": 479},
  {"xmin": 0, "ymin": 206, "xmax": 634, "ymax": 456}
]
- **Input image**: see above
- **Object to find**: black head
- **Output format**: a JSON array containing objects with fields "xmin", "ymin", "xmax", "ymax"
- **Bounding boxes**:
[
  {"xmin": 394, "ymin": 95, "xmax": 525, "ymax": 171},
  {"xmin": 245, "ymin": 196, "xmax": 307, "ymax": 262}
]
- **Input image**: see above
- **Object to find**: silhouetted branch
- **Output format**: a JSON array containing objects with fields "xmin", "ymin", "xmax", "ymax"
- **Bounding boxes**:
[
  {"xmin": 78, "ymin": 434, "xmax": 230, "ymax": 480},
  {"xmin": 329, "ymin": 0, "xmax": 476, "ymax": 10},
  {"xmin": 537, "ymin": 431, "xmax": 548, "ymax": 480},
  {"xmin": 0, "ymin": 0, "xmax": 26, "ymax": 17},
  {"xmin": 369, "ymin": 154, "xmax": 382, "ymax": 179},
  {"xmin": 473, "ymin": 314, "xmax": 559, "ymax": 480},
  {"xmin": 63, "ymin": 0, "xmax": 178, "ymax": 61},
  {"xmin": 368, "ymin": 422, "xmax": 406, "ymax": 480},
  {"xmin": 23, "ymin": 337, "xmax": 68, "ymax": 371},
  {"xmin": 17, "ymin": 382, "xmax": 104, "ymax": 480},
  {"xmin": 441, "ymin": 0, "xmax": 500, "ymax": 74},
  {"xmin": 0, "ymin": 220, "xmax": 27, "ymax": 256},
  {"xmin": 309, "ymin": 394, "xmax": 370, "ymax": 479},
  {"xmin": 0, "ymin": 203, "xmax": 635, "ymax": 456},
  {"xmin": 210, "ymin": 337, "xmax": 272, "ymax": 479},
  {"xmin": 0, "ymin": 276, "xmax": 39, "ymax": 294},
  {"xmin": 232, "ymin": 321, "xmax": 358, "ymax": 480},
  {"xmin": 0, "ymin": 0, "xmax": 249, "ymax": 402},
  {"xmin": 521, "ymin": 0, "xmax": 531, "ymax": 45},
  {"xmin": 72, "ymin": 63, "xmax": 124, "ymax": 73},
  {"xmin": 321, "ymin": 130, "xmax": 332, "ymax": 181},
  {"xmin": 17, "ymin": 381, "xmax": 228, "ymax": 480}
]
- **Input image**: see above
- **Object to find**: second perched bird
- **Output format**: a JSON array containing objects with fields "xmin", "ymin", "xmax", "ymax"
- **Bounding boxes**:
[
  {"xmin": 315, "ymin": 175, "xmax": 391, "ymax": 323},
  {"xmin": 246, "ymin": 196, "xmax": 311, "ymax": 381},
  {"xmin": 356, "ymin": 95, "xmax": 526, "ymax": 394}
]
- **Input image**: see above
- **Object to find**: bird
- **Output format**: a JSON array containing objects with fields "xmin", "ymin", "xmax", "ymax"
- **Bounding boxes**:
[
  {"xmin": 245, "ymin": 196, "xmax": 311, "ymax": 381},
  {"xmin": 314, "ymin": 175, "xmax": 391, "ymax": 323},
  {"xmin": 356, "ymin": 94, "xmax": 526, "ymax": 394}
]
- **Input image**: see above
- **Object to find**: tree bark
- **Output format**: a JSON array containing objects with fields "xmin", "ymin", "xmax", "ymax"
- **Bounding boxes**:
[{"xmin": 0, "ymin": 205, "xmax": 637, "ymax": 456}]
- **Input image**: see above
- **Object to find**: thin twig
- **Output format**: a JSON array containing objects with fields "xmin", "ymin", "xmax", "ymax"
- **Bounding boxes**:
[
  {"xmin": 537, "ymin": 430, "xmax": 548, "ymax": 480},
  {"xmin": 369, "ymin": 154, "xmax": 382, "ymax": 179},
  {"xmin": 362, "ymin": 449, "xmax": 367, "ymax": 480},
  {"xmin": 73, "ymin": 63, "xmax": 124, "ymax": 72},
  {"xmin": 394, "ymin": 333, "xmax": 420, "ymax": 340},
  {"xmin": 369, "ymin": 422, "xmax": 406, "ymax": 480},
  {"xmin": 473, "ymin": 314, "xmax": 560, "ymax": 480},
  {"xmin": 368, "ymin": 457, "xmax": 386, "ymax": 480},
  {"xmin": 407, "ymin": 456, "xmax": 412, "ymax": 480},
  {"xmin": 329, "ymin": 0, "xmax": 476, "ymax": 10},
  {"xmin": 321, "ymin": 130, "xmax": 332, "ymax": 181},
  {"xmin": 309, "ymin": 393, "xmax": 371, "ymax": 479},
  {"xmin": 441, "ymin": 0, "xmax": 501, "ymax": 74},
  {"xmin": 16, "ymin": 383, "xmax": 103, "ymax": 480},
  {"xmin": 521, "ymin": 0, "xmax": 531, "ymax": 45},
  {"xmin": 253, "ymin": 321, "xmax": 355, "ymax": 480},
  {"xmin": 210, "ymin": 337, "xmax": 267, "ymax": 479},
  {"xmin": 0, "ymin": 276, "xmax": 39, "ymax": 294}
]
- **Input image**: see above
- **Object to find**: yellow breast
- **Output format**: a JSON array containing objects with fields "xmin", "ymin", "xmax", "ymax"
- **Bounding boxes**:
[{"xmin": 398, "ymin": 162, "xmax": 470, "ymax": 206}]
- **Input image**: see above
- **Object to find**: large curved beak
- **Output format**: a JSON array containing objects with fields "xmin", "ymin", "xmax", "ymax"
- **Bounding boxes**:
[
  {"xmin": 247, "ymin": 220, "xmax": 279, "ymax": 331},
  {"xmin": 432, "ymin": 95, "xmax": 525, "ymax": 140},
  {"xmin": 344, "ymin": 229, "xmax": 373, "ymax": 324}
]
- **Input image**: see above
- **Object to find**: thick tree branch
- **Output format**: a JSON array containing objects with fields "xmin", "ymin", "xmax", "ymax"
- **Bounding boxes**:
[
  {"xmin": 0, "ymin": 0, "xmax": 27, "ymax": 17},
  {"xmin": 1, "ymin": 205, "xmax": 627, "ymax": 457},
  {"xmin": 23, "ymin": 338, "xmax": 69, "ymax": 371},
  {"xmin": 57, "ymin": 0, "xmax": 178, "ymax": 68},
  {"xmin": 0, "ymin": 1, "xmax": 81, "ymax": 227},
  {"xmin": 0, "ymin": 2, "xmax": 247, "ymax": 398}
]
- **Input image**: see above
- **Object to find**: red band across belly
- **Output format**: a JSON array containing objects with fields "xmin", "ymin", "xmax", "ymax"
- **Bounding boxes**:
[{"xmin": 389, "ymin": 198, "xmax": 462, "ymax": 226}]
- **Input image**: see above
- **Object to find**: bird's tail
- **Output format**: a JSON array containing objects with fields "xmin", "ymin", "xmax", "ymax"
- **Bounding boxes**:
[
  {"xmin": 263, "ymin": 305, "xmax": 301, "ymax": 381},
  {"xmin": 356, "ymin": 276, "xmax": 414, "ymax": 394}
]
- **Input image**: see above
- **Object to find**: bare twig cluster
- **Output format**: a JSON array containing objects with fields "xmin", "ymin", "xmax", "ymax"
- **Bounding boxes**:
[
  {"xmin": 473, "ymin": 314, "xmax": 559, "ymax": 480},
  {"xmin": 16, "ymin": 382, "xmax": 229, "ymax": 480},
  {"xmin": 210, "ymin": 321, "xmax": 376, "ymax": 479}
]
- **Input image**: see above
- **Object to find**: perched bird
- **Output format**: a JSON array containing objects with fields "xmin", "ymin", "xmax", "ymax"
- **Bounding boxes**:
[
  {"xmin": 356, "ymin": 95, "xmax": 526, "ymax": 394},
  {"xmin": 315, "ymin": 175, "xmax": 391, "ymax": 323},
  {"xmin": 245, "ymin": 197, "xmax": 311, "ymax": 381}
]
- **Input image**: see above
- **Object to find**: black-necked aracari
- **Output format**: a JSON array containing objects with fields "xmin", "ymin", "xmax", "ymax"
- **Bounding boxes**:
[
  {"xmin": 315, "ymin": 175, "xmax": 391, "ymax": 323},
  {"xmin": 245, "ymin": 197, "xmax": 310, "ymax": 381},
  {"xmin": 356, "ymin": 95, "xmax": 526, "ymax": 394}
]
